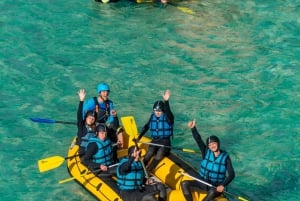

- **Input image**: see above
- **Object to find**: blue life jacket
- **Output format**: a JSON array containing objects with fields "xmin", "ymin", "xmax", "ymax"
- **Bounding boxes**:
[
  {"xmin": 86, "ymin": 137, "xmax": 113, "ymax": 166},
  {"xmin": 82, "ymin": 97, "xmax": 114, "ymax": 124},
  {"xmin": 199, "ymin": 150, "xmax": 228, "ymax": 185},
  {"xmin": 80, "ymin": 126, "xmax": 95, "ymax": 149},
  {"xmin": 116, "ymin": 158, "xmax": 144, "ymax": 190},
  {"xmin": 149, "ymin": 113, "xmax": 173, "ymax": 138},
  {"xmin": 93, "ymin": 97, "xmax": 114, "ymax": 123}
]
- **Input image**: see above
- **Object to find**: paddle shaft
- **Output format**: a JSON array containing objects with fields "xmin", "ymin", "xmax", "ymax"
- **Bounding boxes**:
[
  {"xmin": 58, "ymin": 163, "xmax": 119, "ymax": 184},
  {"xmin": 133, "ymin": 139, "xmax": 149, "ymax": 178},
  {"xmin": 180, "ymin": 172, "xmax": 248, "ymax": 201},
  {"xmin": 139, "ymin": 141, "xmax": 200, "ymax": 153},
  {"xmin": 30, "ymin": 117, "xmax": 76, "ymax": 125}
]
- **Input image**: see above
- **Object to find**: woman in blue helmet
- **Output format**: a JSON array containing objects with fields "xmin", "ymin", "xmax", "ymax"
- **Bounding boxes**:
[
  {"xmin": 76, "ymin": 89, "xmax": 96, "ymax": 156},
  {"xmin": 136, "ymin": 89, "xmax": 174, "ymax": 174},
  {"xmin": 83, "ymin": 82, "xmax": 123, "ymax": 162},
  {"xmin": 181, "ymin": 120, "xmax": 235, "ymax": 201}
]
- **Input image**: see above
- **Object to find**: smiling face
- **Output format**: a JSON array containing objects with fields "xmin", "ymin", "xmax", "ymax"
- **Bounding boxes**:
[
  {"xmin": 99, "ymin": 90, "xmax": 109, "ymax": 101},
  {"xmin": 97, "ymin": 130, "xmax": 107, "ymax": 141},
  {"xmin": 154, "ymin": 109, "xmax": 163, "ymax": 117},
  {"xmin": 208, "ymin": 141, "xmax": 219, "ymax": 152},
  {"xmin": 85, "ymin": 115, "xmax": 95, "ymax": 125}
]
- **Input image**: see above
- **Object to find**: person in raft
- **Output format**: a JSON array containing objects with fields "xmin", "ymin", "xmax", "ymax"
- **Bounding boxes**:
[
  {"xmin": 181, "ymin": 120, "xmax": 235, "ymax": 201},
  {"xmin": 82, "ymin": 123, "xmax": 115, "ymax": 174},
  {"xmin": 116, "ymin": 145, "xmax": 167, "ymax": 201},
  {"xmin": 76, "ymin": 89, "xmax": 96, "ymax": 156},
  {"xmin": 136, "ymin": 89, "xmax": 174, "ymax": 174},
  {"xmin": 82, "ymin": 82, "xmax": 123, "ymax": 162}
]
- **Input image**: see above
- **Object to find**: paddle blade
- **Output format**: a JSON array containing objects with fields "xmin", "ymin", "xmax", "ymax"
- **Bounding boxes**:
[
  {"xmin": 177, "ymin": 6, "xmax": 195, "ymax": 14},
  {"xmin": 30, "ymin": 117, "xmax": 56, "ymax": 124},
  {"xmin": 238, "ymin": 197, "xmax": 249, "ymax": 201},
  {"xmin": 58, "ymin": 177, "xmax": 76, "ymax": 184},
  {"xmin": 182, "ymin": 148, "xmax": 200, "ymax": 153},
  {"xmin": 38, "ymin": 156, "xmax": 65, "ymax": 173},
  {"xmin": 121, "ymin": 116, "xmax": 139, "ymax": 138}
]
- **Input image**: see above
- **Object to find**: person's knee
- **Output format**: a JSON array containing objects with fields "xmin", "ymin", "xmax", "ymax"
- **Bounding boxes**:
[
  {"xmin": 181, "ymin": 181, "xmax": 191, "ymax": 192},
  {"xmin": 154, "ymin": 149, "xmax": 166, "ymax": 160},
  {"xmin": 156, "ymin": 183, "xmax": 166, "ymax": 197},
  {"xmin": 203, "ymin": 188, "xmax": 217, "ymax": 201},
  {"xmin": 144, "ymin": 149, "xmax": 155, "ymax": 160},
  {"xmin": 141, "ymin": 194, "xmax": 156, "ymax": 201}
]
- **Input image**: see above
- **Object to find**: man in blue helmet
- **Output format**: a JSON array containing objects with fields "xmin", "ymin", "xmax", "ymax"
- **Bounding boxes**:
[
  {"xmin": 83, "ymin": 83, "xmax": 123, "ymax": 162},
  {"xmin": 181, "ymin": 120, "xmax": 235, "ymax": 201},
  {"xmin": 83, "ymin": 83, "xmax": 116, "ymax": 125},
  {"xmin": 136, "ymin": 90, "xmax": 174, "ymax": 174}
]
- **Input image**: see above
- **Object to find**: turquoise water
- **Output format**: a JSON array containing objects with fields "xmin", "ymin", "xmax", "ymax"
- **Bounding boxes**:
[{"xmin": 1, "ymin": 0, "xmax": 299, "ymax": 200}]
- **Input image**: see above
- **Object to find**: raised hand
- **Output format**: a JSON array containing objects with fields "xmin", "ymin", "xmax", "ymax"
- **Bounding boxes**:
[
  {"xmin": 163, "ymin": 89, "xmax": 171, "ymax": 101},
  {"xmin": 188, "ymin": 119, "xmax": 196, "ymax": 129},
  {"xmin": 78, "ymin": 89, "xmax": 86, "ymax": 101}
]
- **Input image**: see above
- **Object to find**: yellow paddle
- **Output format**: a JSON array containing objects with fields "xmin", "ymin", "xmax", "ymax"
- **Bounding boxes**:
[
  {"xmin": 179, "ymin": 171, "xmax": 249, "ymax": 201},
  {"xmin": 121, "ymin": 116, "xmax": 139, "ymax": 139},
  {"xmin": 135, "ymin": 0, "xmax": 195, "ymax": 15},
  {"xmin": 175, "ymin": 6, "xmax": 195, "ymax": 14},
  {"xmin": 37, "ymin": 155, "xmax": 77, "ymax": 173}
]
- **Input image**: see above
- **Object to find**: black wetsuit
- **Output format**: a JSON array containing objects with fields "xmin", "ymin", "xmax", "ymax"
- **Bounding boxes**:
[
  {"xmin": 76, "ymin": 100, "xmax": 95, "ymax": 156},
  {"xmin": 181, "ymin": 127, "xmax": 235, "ymax": 201}
]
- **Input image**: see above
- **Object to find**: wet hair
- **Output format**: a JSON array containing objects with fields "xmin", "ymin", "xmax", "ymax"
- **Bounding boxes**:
[{"xmin": 85, "ymin": 110, "xmax": 96, "ymax": 119}]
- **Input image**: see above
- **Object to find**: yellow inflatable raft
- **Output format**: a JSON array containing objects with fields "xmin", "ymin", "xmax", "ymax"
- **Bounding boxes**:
[{"xmin": 66, "ymin": 116, "xmax": 229, "ymax": 201}]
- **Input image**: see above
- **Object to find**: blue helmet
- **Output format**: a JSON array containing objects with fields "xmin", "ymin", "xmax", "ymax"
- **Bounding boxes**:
[{"xmin": 97, "ymin": 83, "xmax": 110, "ymax": 93}]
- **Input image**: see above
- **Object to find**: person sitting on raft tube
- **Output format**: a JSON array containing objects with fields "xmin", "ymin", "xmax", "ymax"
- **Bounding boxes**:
[
  {"xmin": 181, "ymin": 120, "xmax": 235, "ymax": 201},
  {"xmin": 117, "ymin": 145, "xmax": 167, "ymax": 201},
  {"xmin": 82, "ymin": 123, "xmax": 115, "ymax": 174}
]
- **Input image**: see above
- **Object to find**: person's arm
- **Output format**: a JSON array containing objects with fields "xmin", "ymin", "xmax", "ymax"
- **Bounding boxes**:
[
  {"xmin": 164, "ymin": 100, "xmax": 174, "ymax": 124},
  {"xmin": 108, "ymin": 101, "xmax": 119, "ymax": 125},
  {"xmin": 81, "ymin": 143, "xmax": 99, "ymax": 170},
  {"xmin": 162, "ymin": 90, "xmax": 174, "ymax": 124},
  {"xmin": 191, "ymin": 126, "xmax": 206, "ymax": 158},
  {"xmin": 77, "ymin": 101, "xmax": 84, "ymax": 124},
  {"xmin": 77, "ymin": 89, "xmax": 85, "ymax": 125},
  {"xmin": 109, "ymin": 116, "xmax": 120, "ymax": 131},
  {"xmin": 77, "ymin": 89, "xmax": 86, "ymax": 140},
  {"xmin": 137, "ymin": 117, "xmax": 151, "ymax": 140},
  {"xmin": 77, "ymin": 101, "xmax": 86, "ymax": 139},
  {"xmin": 118, "ymin": 157, "xmax": 135, "ymax": 175},
  {"xmin": 222, "ymin": 156, "xmax": 235, "ymax": 186}
]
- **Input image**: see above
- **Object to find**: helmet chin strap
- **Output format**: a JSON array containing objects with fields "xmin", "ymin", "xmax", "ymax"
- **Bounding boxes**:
[{"xmin": 98, "ymin": 94, "xmax": 105, "ymax": 102}]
